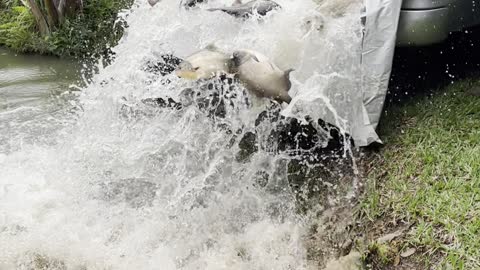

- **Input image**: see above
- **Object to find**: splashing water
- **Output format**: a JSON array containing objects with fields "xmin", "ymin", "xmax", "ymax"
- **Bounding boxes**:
[{"xmin": 0, "ymin": 0, "xmax": 364, "ymax": 269}]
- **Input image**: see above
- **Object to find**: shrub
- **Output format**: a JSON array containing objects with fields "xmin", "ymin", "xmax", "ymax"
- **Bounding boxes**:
[
  {"xmin": 0, "ymin": 5, "xmax": 42, "ymax": 52},
  {"xmin": 0, "ymin": 0, "xmax": 133, "ymax": 58}
]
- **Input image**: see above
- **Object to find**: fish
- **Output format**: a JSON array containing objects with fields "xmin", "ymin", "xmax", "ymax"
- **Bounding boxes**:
[
  {"xmin": 175, "ymin": 44, "xmax": 233, "ymax": 80},
  {"xmin": 207, "ymin": 0, "xmax": 281, "ymax": 18},
  {"xmin": 231, "ymin": 49, "xmax": 294, "ymax": 104},
  {"xmin": 181, "ymin": 0, "xmax": 207, "ymax": 9},
  {"xmin": 148, "ymin": 0, "xmax": 160, "ymax": 6}
]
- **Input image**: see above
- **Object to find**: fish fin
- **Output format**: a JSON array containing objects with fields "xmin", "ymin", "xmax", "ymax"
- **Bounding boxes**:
[
  {"xmin": 284, "ymin": 68, "xmax": 294, "ymax": 79},
  {"xmin": 232, "ymin": 51, "xmax": 249, "ymax": 66},
  {"xmin": 284, "ymin": 69, "xmax": 294, "ymax": 91},
  {"xmin": 274, "ymin": 94, "xmax": 292, "ymax": 104},
  {"xmin": 251, "ymin": 55, "xmax": 260, "ymax": 62},
  {"xmin": 232, "ymin": 0, "xmax": 242, "ymax": 6},
  {"xmin": 284, "ymin": 95, "xmax": 292, "ymax": 104},
  {"xmin": 148, "ymin": 0, "xmax": 159, "ymax": 7}
]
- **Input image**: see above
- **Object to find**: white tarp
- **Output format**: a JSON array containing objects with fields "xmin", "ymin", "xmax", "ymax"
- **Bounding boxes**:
[
  {"xmin": 360, "ymin": 0, "xmax": 403, "ymax": 145},
  {"xmin": 286, "ymin": 0, "xmax": 403, "ymax": 147}
]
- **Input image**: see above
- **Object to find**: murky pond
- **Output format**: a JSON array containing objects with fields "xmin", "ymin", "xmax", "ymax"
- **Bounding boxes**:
[
  {"xmin": 0, "ymin": 48, "xmax": 81, "ymax": 154},
  {"xmin": 0, "ymin": 48, "xmax": 80, "ymax": 110}
]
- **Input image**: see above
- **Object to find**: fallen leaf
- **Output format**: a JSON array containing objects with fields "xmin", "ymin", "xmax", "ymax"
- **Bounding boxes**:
[
  {"xmin": 394, "ymin": 254, "xmax": 400, "ymax": 266},
  {"xmin": 400, "ymin": 248, "xmax": 416, "ymax": 258},
  {"xmin": 324, "ymin": 251, "xmax": 362, "ymax": 270},
  {"xmin": 376, "ymin": 230, "xmax": 403, "ymax": 243}
]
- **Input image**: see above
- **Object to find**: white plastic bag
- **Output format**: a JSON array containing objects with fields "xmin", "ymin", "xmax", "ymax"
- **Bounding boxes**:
[{"xmin": 360, "ymin": 0, "xmax": 403, "ymax": 145}]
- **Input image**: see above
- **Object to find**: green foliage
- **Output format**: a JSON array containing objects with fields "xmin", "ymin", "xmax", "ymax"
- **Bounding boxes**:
[
  {"xmin": 48, "ymin": 0, "xmax": 133, "ymax": 58},
  {"xmin": 0, "ymin": 0, "xmax": 134, "ymax": 58},
  {"xmin": 0, "ymin": 5, "xmax": 42, "ymax": 52},
  {"xmin": 1, "ymin": 0, "xmax": 18, "ymax": 9}
]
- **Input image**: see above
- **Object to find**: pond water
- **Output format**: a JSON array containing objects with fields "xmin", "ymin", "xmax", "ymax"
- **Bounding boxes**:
[
  {"xmin": 0, "ymin": 0, "xmax": 362, "ymax": 269},
  {"xmin": 0, "ymin": 48, "xmax": 81, "ymax": 153},
  {"xmin": 0, "ymin": 48, "xmax": 80, "ymax": 110}
]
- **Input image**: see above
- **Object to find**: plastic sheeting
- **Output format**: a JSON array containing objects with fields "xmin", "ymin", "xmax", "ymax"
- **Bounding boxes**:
[
  {"xmin": 287, "ymin": 0, "xmax": 402, "ymax": 147},
  {"xmin": 360, "ymin": 0, "xmax": 403, "ymax": 145}
]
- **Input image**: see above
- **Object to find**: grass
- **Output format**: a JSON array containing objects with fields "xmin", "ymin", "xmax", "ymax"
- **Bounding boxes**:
[{"xmin": 358, "ymin": 78, "xmax": 480, "ymax": 269}]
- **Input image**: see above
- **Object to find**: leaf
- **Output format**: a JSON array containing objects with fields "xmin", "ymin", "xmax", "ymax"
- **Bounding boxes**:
[
  {"xmin": 12, "ymin": 6, "xmax": 28, "ymax": 13},
  {"xmin": 376, "ymin": 229, "xmax": 404, "ymax": 244},
  {"xmin": 394, "ymin": 254, "xmax": 400, "ymax": 266},
  {"xmin": 400, "ymin": 248, "xmax": 416, "ymax": 258}
]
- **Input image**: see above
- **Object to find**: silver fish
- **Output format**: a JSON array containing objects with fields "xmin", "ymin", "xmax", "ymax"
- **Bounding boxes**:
[
  {"xmin": 207, "ymin": 0, "xmax": 281, "ymax": 18},
  {"xmin": 176, "ymin": 44, "xmax": 233, "ymax": 80},
  {"xmin": 232, "ymin": 49, "xmax": 293, "ymax": 104},
  {"xmin": 181, "ymin": 0, "xmax": 207, "ymax": 9},
  {"xmin": 148, "ymin": 0, "xmax": 160, "ymax": 7}
]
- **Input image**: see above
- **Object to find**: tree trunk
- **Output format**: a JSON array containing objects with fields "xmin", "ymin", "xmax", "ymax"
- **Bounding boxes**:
[
  {"xmin": 27, "ymin": 0, "xmax": 50, "ymax": 36},
  {"xmin": 24, "ymin": 0, "xmax": 83, "ymax": 36},
  {"xmin": 55, "ymin": 0, "xmax": 83, "ymax": 21},
  {"xmin": 55, "ymin": 0, "xmax": 65, "ymax": 21},
  {"xmin": 45, "ymin": 0, "xmax": 59, "ymax": 27}
]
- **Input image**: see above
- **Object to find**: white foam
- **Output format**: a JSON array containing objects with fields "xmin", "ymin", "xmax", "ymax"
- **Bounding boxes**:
[{"xmin": 0, "ymin": 0, "xmax": 363, "ymax": 268}]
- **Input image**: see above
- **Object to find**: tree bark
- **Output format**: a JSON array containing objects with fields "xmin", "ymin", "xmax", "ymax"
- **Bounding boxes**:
[
  {"xmin": 23, "ymin": 0, "xmax": 83, "ymax": 36},
  {"xmin": 55, "ymin": 0, "xmax": 83, "ymax": 21},
  {"xmin": 55, "ymin": 0, "xmax": 66, "ymax": 21},
  {"xmin": 27, "ymin": 0, "xmax": 50, "ymax": 36},
  {"xmin": 45, "ymin": 0, "xmax": 59, "ymax": 27}
]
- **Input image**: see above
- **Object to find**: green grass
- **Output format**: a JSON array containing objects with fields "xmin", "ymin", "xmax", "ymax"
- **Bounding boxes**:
[{"xmin": 359, "ymin": 79, "xmax": 480, "ymax": 269}]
